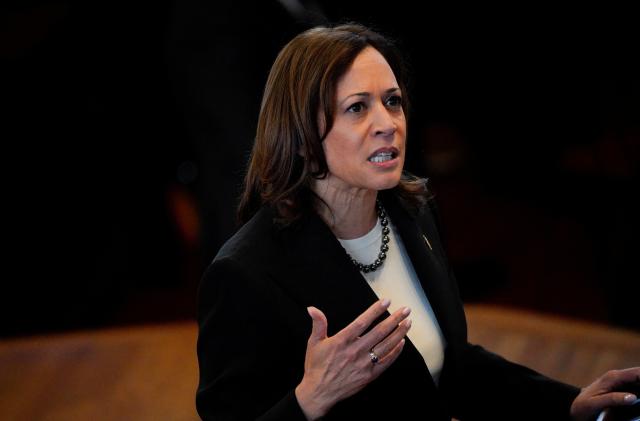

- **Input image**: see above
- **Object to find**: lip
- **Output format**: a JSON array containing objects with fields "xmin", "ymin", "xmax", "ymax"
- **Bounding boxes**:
[{"xmin": 367, "ymin": 146, "xmax": 401, "ymax": 168}]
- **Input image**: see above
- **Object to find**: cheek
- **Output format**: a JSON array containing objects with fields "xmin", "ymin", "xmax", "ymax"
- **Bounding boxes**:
[
  {"xmin": 324, "ymin": 144, "xmax": 348, "ymax": 176},
  {"xmin": 321, "ymin": 138, "xmax": 339, "ymax": 173},
  {"xmin": 323, "ymin": 131, "xmax": 358, "ymax": 169}
]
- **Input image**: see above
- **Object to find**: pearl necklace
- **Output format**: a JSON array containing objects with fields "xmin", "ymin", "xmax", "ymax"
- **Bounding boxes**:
[{"xmin": 346, "ymin": 200, "xmax": 390, "ymax": 273}]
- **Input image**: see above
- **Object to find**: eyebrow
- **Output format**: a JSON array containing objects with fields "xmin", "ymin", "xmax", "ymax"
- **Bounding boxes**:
[{"xmin": 339, "ymin": 87, "xmax": 401, "ymax": 106}]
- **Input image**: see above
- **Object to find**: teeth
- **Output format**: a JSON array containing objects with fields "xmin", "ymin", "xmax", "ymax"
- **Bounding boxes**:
[{"xmin": 369, "ymin": 152, "xmax": 394, "ymax": 163}]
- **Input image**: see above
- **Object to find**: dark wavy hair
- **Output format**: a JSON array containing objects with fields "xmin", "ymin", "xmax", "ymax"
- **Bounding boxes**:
[{"xmin": 238, "ymin": 23, "xmax": 428, "ymax": 224}]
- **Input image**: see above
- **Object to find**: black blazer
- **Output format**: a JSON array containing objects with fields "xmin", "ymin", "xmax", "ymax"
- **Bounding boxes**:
[{"xmin": 196, "ymin": 192, "xmax": 580, "ymax": 420}]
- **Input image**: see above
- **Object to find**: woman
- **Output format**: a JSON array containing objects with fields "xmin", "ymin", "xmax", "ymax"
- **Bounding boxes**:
[{"xmin": 196, "ymin": 24, "xmax": 639, "ymax": 420}]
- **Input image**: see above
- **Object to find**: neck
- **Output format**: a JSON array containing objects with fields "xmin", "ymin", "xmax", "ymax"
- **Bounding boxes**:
[{"xmin": 312, "ymin": 176, "xmax": 378, "ymax": 239}]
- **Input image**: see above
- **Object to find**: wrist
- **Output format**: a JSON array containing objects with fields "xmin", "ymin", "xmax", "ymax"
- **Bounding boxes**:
[{"xmin": 294, "ymin": 381, "xmax": 330, "ymax": 420}]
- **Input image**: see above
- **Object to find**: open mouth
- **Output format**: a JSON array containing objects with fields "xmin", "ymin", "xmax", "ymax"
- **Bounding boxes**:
[{"xmin": 368, "ymin": 148, "xmax": 399, "ymax": 163}]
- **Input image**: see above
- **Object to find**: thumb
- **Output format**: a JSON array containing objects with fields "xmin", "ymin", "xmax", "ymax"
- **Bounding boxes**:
[{"xmin": 307, "ymin": 306, "xmax": 328, "ymax": 343}]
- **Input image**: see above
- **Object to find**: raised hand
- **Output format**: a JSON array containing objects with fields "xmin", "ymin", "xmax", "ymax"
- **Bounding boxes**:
[{"xmin": 294, "ymin": 299, "xmax": 412, "ymax": 420}]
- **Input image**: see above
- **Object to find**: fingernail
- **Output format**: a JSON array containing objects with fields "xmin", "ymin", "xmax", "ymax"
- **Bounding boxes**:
[
  {"xmin": 400, "ymin": 338, "xmax": 406, "ymax": 347},
  {"xmin": 402, "ymin": 307, "xmax": 411, "ymax": 316},
  {"xmin": 381, "ymin": 298, "xmax": 390, "ymax": 308},
  {"xmin": 405, "ymin": 319, "xmax": 412, "ymax": 328},
  {"xmin": 624, "ymin": 394, "xmax": 637, "ymax": 403}
]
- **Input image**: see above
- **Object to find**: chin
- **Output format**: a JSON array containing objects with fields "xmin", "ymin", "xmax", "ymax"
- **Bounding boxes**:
[{"xmin": 371, "ymin": 174, "xmax": 402, "ymax": 191}]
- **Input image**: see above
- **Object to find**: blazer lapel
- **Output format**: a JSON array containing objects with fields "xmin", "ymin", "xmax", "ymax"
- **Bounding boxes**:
[
  {"xmin": 383, "ymin": 195, "xmax": 467, "ymax": 350},
  {"xmin": 270, "ymin": 210, "xmax": 381, "ymax": 336},
  {"xmin": 263, "ymin": 195, "xmax": 466, "ymax": 349},
  {"xmin": 260, "ymin": 200, "xmax": 456, "ymax": 417}
]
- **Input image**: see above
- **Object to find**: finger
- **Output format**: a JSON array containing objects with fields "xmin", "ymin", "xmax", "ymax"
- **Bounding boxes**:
[
  {"xmin": 586, "ymin": 392, "xmax": 638, "ymax": 414},
  {"xmin": 373, "ymin": 338, "xmax": 406, "ymax": 374},
  {"xmin": 358, "ymin": 306, "xmax": 411, "ymax": 351},
  {"xmin": 307, "ymin": 306, "xmax": 328, "ymax": 344},
  {"xmin": 338, "ymin": 299, "xmax": 391, "ymax": 340},
  {"xmin": 371, "ymin": 318, "xmax": 412, "ymax": 358},
  {"xmin": 600, "ymin": 367, "xmax": 640, "ymax": 390}
]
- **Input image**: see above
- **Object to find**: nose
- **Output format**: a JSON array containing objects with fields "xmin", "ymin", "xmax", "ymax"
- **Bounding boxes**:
[{"xmin": 372, "ymin": 103, "xmax": 397, "ymax": 137}]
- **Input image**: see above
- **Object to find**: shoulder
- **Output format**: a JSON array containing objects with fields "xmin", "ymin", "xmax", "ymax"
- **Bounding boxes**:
[
  {"xmin": 199, "ymin": 205, "xmax": 301, "ymax": 299},
  {"xmin": 197, "ymin": 208, "xmax": 309, "ymax": 339},
  {"xmin": 214, "ymin": 206, "xmax": 280, "ymax": 264},
  {"xmin": 197, "ymin": 208, "xmax": 288, "ymax": 323},
  {"xmin": 199, "ymin": 207, "xmax": 277, "ymax": 297}
]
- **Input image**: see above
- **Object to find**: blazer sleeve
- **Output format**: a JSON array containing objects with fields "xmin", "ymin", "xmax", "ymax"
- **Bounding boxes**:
[
  {"xmin": 449, "ymin": 341, "xmax": 581, "ymax": 420},
  {"xmin": 196, "ymin": 257, "xmax": 307, "ymax": 421}
]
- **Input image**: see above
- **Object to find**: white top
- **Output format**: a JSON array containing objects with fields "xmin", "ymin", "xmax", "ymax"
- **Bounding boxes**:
[{"xmin": 338, "ymin": 216, "xmax": 446, "ymax": 385}]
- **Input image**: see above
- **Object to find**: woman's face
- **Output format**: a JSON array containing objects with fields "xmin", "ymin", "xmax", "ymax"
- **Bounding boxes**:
[{"xmin": 320, "ymin": 46, "xmax": 406, "ymax": 193}]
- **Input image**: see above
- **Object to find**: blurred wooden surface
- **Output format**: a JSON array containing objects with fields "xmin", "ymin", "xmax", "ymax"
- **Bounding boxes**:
[
  {"xmin": 0, "ymin": 305, "xmax": 638, "ymax": 420},
  {"xmin": 0, "ymin": 322, "xmax": 199, "ymax": 421},
  {"xmin": 465, "ymin": 304, "xmax": 640, "ymax": 387}
]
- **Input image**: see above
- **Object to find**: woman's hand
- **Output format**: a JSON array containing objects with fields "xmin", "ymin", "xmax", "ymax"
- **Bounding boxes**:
[
  {"xmin": 294, "ymin": 299, "xmax": 411, "ymax": 420},
  {"xmin": 570, "ymin": 367, "xmax": 640, "ymax": 421}
]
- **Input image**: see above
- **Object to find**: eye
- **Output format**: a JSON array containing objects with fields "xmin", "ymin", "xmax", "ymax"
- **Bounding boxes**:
[
  {"xmin": 346, "ymin": 101, "xmax": 366, "ymax": 113},
  {"xmin": 385, "ymin": 95, "xmax": 403, "ymax": 108}
]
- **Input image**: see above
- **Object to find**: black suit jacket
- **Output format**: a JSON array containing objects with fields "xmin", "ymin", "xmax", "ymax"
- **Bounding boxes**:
[{"xmin": 196, "ymin": 192, "xmax": 580, "ymax": 420}]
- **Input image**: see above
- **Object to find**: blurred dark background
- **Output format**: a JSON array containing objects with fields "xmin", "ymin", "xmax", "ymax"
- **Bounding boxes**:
[{"xmin": 2, "ymin": 1, "xmax": 638, "ymax": 337}]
